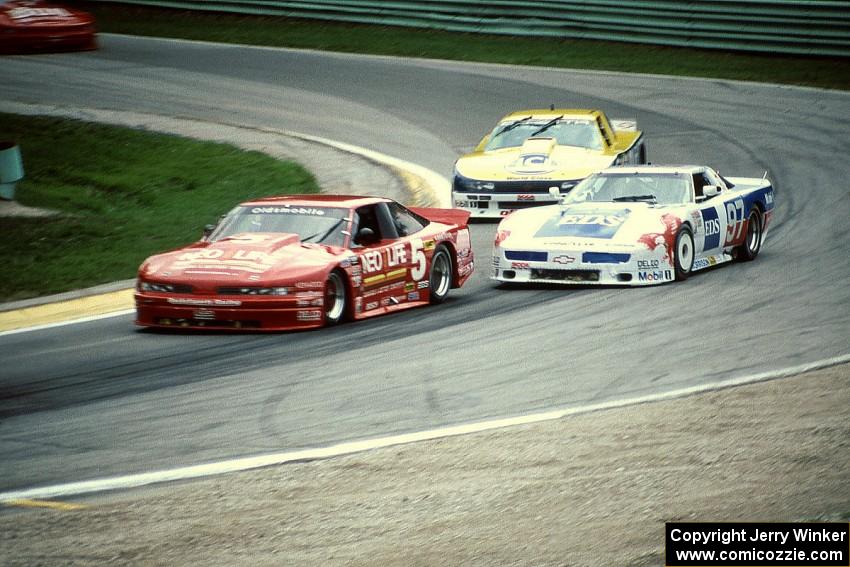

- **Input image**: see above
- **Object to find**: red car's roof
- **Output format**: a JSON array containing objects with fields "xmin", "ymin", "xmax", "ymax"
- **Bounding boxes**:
[{"xmin": 240, "ymin": 194, "xmax": 389, "ymax": 208}]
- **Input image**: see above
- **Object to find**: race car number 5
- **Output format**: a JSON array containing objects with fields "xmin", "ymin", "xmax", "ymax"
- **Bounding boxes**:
[
  {"xmin": 725, "ymin": 198, "xmax": 745, "ymax": 245},
  {"xmin": 411, "ymin": 238, "xmax": 427, "ymax": 281}
]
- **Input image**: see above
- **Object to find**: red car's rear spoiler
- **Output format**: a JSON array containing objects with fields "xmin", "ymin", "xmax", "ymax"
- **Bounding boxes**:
[{"xmin": 410, "ymin": 207, "xmax": 471, "ymax": 228}]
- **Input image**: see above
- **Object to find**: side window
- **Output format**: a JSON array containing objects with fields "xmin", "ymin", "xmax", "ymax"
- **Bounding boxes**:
[
  {"xmin": 387, "ymin": 202, "xmax": 427, "ymax": 236},
  {"xmin": 693, "ymin": 173, "xmax": 709, "ymax": 200},
  {"xmin": 351, "ymin": 205, "xmax": 381, "ymax": 248},
  {"xmin": 705, "ymin": 169, "xmax": 731, "ymax": 190}
]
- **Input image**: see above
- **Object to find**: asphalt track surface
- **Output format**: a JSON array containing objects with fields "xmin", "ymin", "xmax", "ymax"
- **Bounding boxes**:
[{"xmin": 1, "ymin": 35, "xmax": 849, "ymax": 493}]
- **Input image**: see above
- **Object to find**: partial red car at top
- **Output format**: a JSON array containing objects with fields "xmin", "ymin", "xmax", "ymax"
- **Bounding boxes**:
[
  {"xmin": 0, "ymin": 0, "xmax": 96, "ymax": 54},
  {"xmin": 135, "ymin": 195, "xmax": 475, "ymax": 331}
]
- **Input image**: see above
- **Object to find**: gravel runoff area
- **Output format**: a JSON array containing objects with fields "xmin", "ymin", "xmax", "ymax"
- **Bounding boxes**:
[{"xmin": 1, "ymin": 363, "xmax": 847, "ymax": 566}]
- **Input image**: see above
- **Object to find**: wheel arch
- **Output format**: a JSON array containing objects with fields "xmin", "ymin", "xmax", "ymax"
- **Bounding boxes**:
[{"xmin": 433, "ymin": 241, "xmax": 461, "ymax": 288}]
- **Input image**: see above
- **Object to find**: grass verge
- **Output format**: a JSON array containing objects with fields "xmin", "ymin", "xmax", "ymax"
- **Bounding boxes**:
[
  {"xmin": 81, "ymin": 1, "xmax": 850, "ymax": 91},
  {"xmin": 0, "ymin": 113, "xmax": 319, "ymax": 301}
]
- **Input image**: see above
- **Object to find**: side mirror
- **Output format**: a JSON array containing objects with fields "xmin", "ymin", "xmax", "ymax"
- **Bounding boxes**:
[
  {"xmin": 202, "ymin": 224, "xmax": 217, "ymax": 239},
  {"xmin": 548, "ymin": 186, "xmax": 560, "ymax": 200},
  {"xmin": 702, "ymin": 185, "xmax": 722, "ymax": 199},
  {"xmin": 355, "ymin": 227, "xmax": 378, "ymax": 246}
]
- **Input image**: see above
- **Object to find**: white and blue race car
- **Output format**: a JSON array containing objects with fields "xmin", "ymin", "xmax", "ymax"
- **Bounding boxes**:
[{"xmin": 492, "ymin": 165, "xmax": 774, "ymax": 286}]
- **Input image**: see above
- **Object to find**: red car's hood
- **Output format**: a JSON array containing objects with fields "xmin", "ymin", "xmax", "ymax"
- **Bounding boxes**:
[
  {"xmin": 0, "ymin": 0, "xmax": 92, "ymax": 25},
  {"xmin": 141, "ymin": 233, "xmax": 340, "ymax": 285}
]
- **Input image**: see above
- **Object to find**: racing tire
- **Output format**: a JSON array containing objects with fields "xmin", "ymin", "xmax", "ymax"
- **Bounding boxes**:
[
  {"xmin": 674, "ymin": 226, "xmax": 695, "ymax": 282},
  {"xmin": 324, "ymin": 270, "xmax": 348, "ymax": 326},
  {"xmin": 429, "ymin": 247, "xmax": 453, "ymax": 305},
  {"xmin": 638, "ymin": 144, "xmax": 647, "ymax": 165},
  {"xmin": 735, "ymin": 208, "xmax": 763, "ymax": 262}
]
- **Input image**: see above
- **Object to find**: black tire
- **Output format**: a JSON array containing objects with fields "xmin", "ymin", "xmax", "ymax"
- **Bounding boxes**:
[
  {"xmin": 324, "ymin": 270, "xmax": 348, "ymax": 325},
  {"xmin": 735, "ymin": 208, "xmax": 763, "ymax": 262},
  {"xmin": 638, "ymin": 143, "xmax": 647, "ymax": 165},
  {"xmin": 428, "ymin": 247, "xmax": 453, "ymax": 304},
  {"xmin": 674, "ymin": 225, "xmax": 695, "ymax": 281}
]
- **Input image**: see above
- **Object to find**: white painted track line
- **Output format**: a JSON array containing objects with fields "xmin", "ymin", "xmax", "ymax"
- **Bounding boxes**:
[{"xmin": 2, "ymin": 353, "xmax": 848, "ymax": 502}]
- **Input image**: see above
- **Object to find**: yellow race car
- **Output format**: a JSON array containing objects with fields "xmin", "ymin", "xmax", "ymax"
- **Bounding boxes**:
[{"xmin": 452, "ymin": 108, "xmax": 646, "ymax": 218}]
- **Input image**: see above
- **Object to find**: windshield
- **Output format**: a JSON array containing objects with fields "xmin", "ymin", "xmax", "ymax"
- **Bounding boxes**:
[
  {"xmin": 210, "ymin": 205, "xmax": 350, "ymax": 247},
  {"xmin": 485, "ymin": 119, "xmax": 603, "ymax": 151},
  {"xmin": 564, "ymin": 172, "xmax": 692, "ymax": 206}
]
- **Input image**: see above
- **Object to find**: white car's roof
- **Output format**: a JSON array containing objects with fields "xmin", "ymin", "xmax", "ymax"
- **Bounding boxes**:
[{"xmin": 599, "ymin": 165, "xmax": 708, "ymax": 175}]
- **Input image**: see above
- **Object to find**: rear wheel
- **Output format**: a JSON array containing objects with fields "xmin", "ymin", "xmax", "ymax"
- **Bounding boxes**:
[
  {"xmin": 324, "ymin": 270, "xmax": 347, "ymax": 325},
  {"xmin": 674, "ymin": 226, "xmax": 694, "ymax": 281},
  {"xmin": 736, "ymin": 208, "xmax": 763, "ymax": 261},
  {"xmin": 429, "ymin": 247, "xmax": 453, "ymax": 304}
]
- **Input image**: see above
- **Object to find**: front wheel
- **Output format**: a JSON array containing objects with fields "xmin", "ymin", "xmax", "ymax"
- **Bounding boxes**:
[
  {"xmin": 429, "ymin": 247, "xmax": 453, "ymax": 304},
  {"xmin": 674, "ymin": 226, "xmax": 694, "ymax": 281},
  {"xmin": 324, "ymin": 270, "xmax": 348, "ymax": 325},
  {"xmin": 735, "ymin": 208, "xmax": 763, "ymax": 262}
]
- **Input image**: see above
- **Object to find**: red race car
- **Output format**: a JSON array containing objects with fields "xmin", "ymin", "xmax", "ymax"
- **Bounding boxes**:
[
  {"xmin": 0, "ymin": 0, "xmax": 96, "ymax": 54},
  {"xmin": 135, "ymin": 195, "xmax": 475, "ymax": 331}
]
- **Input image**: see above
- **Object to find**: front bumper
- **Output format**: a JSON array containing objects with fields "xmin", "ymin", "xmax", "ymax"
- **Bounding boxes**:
[
  {"xmin": 134, "ymin": 292, "xmax": 326, "ymax": 331},
  {"xmin": 453, "ymin": 191, "xmax": 559, "ymax": 218},
  {"xmin": 491, "ymin": 246, "xmax": 675, "ymax": 286},
  {"xmin": 452, "ymin": 176, "xmax": 580, "ymax": 218}
]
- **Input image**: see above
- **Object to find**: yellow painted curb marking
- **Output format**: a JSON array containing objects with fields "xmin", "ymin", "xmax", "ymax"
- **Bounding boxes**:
[
  {"xmin": 0, "ymin": 289, "xmax": 134, "ymax": 333},
  {"xmin": 5, "ymin": 499, "xmax": 87, "ymax": 511}
]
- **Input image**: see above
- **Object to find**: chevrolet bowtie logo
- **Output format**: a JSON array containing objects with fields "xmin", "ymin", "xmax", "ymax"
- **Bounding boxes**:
[{"xmin": 552, "ymin": 255, "xmax": 575, "ymax": 264}]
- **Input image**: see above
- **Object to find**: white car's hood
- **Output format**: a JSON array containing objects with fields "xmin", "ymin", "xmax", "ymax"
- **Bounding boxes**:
[{"xmin": 502, "ymin": 202, "xmax": 685, "ymax": 250}]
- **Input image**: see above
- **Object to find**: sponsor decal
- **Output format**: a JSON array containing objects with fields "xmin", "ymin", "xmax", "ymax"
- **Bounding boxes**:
[
  {"xmin": 407, "ymin": 291, "xmax": 420, "ymax": 301},
  {"xmin": 250, "ymin": 206, "xmax": 325, "ymax": 215},
  {"xmin": 296, "ymin": 298, "xmax": 324, "ymax": 307},
  {"xmin": 354, "ymin": 297, "xmax": 362, "ymax": 313},
  {"xmin": 362, "ymin": 243, "xmax": 409, "ymax": 274},
  {"xmin": 365, "ymin": 301, "xmax": 378, "ymax": 311},
  {"xmin": 173, "ymin": 248, "xmax": 284, "ymax": 275},
  {"xmin": 387, "ymin": 243, "xmax": 408, "ymax": 267},
  {"xmin": 552, "ymin": 255, "xmax": 575, "ymax": 265},
  {"xmin": 404, "ymin": 282, "xmax": 416, "ymax": 292},
  {"xmin": 535, "ymin": 209, "xmax": 630, "ymax": 239},
  {"xmin": 500, "ymin": 210, "xmax": 516, "ymax": 216},
  {"xmin": 458, "ymin": 262, "xmax": 474, "ymax": 277},
  {"xmin": 362, "ymin": 250, "xmax": 383, "ymax": 273},
  {"xmin": 295, "ymin": 291, "xmax": 322, "ymax": 298},
  {"xmin": 517, "ymin": 194, "xmax": 535, "ymax": 201},
  {"xmin": 9, "ymin": 7, "xmax": 71, "ymax": 19},
  {"xmin": 701, "ymin": 207, "xmax": 721, "ymax": 249},
  {"xmin": 455, "ymin": 201, "xmax": 469, "ymax": 207},
  {"xmin": 296, "ymin": 310, "xmax": 322, "ymax": 322},
  {"xmin": 167, "ymin": 298, "xmax": 242, "ymax": 306},
  {"xmin": 424, "ymin": 239, "xmax": 436, "ymax": 251},
  {"xmin": 193, "ymin": 309, "xmax": 216, "ymax": 320},
  {"xmin": 295, "ymin": 281, "xmax": 323, "ymax": 289},
  {"xmin": 765, "ymin": 192, "xmax": 774, "ymax": 205},
  {"xmin": 638, "ymin": 270, "xmax": 673, "ymax": 282},
  {"xmin": 511, "ymin": 262, "xmax": 530, "ymax": 269},
  {"xmin": 695, "ymin": 256, "xmax": 720, "ymax": 270},
  {"xmin": 417, "ymin": 280, "xmax": 429, "ymax": 289},
  {"xmin": 637, "ymin": 259, "xmax": 660, "ymax": 269}
]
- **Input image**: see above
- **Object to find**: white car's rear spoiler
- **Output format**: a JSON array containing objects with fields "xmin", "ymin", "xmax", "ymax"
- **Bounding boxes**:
[{"xmin": 610, "ymin": 119, "xmax": 637, "ymax": 132}]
